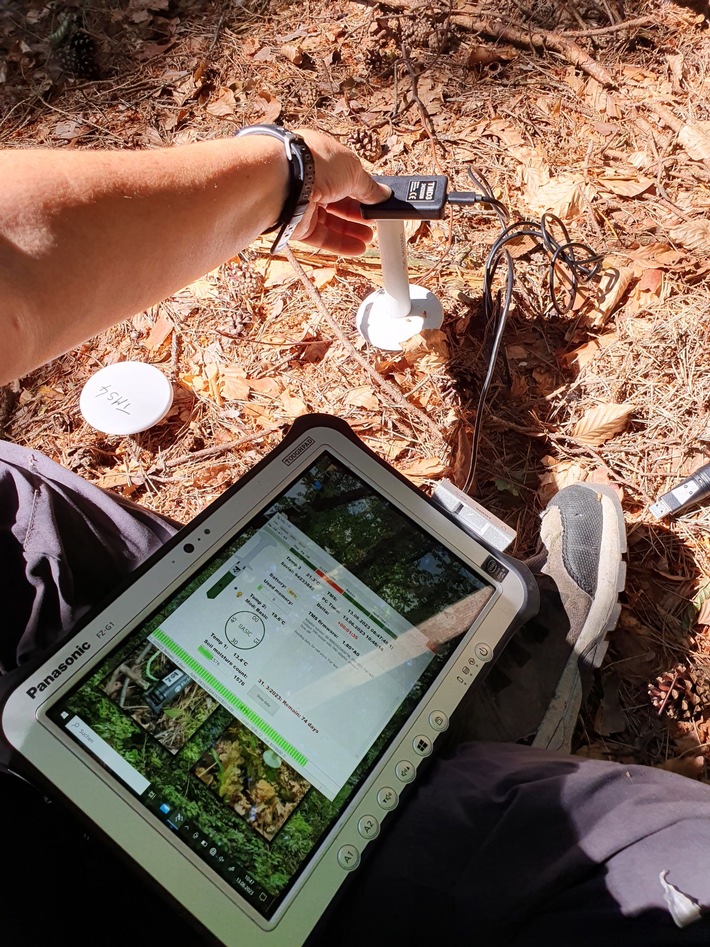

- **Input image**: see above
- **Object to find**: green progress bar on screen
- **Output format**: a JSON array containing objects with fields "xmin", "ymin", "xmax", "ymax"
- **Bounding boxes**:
[{"xmin": 152, "ymin": 628, "xmax": 308, "ymax": 767}]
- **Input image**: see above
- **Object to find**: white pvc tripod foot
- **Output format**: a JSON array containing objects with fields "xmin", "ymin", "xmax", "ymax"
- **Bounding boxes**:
[
  {"xmin": 356, "ymin": 285, "xmax": 444, "ymax": 351},
  {"xmin": 355, "ymin": 218, "xmax": 443, "ymax": 351}
]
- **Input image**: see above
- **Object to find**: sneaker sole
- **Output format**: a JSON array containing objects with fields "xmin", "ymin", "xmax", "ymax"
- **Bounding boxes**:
[{"xmin": 533, "ymin": 483, "xmax": 627, "ymax": 752}]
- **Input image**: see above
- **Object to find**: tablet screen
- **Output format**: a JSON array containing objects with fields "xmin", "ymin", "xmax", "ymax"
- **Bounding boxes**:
[{"xmin": 47, "ymin": 452, "xmax": 494, "ymax": 919}]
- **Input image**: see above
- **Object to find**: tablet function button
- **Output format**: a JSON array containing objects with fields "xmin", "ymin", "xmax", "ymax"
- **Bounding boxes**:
[
  {"xmin": 428, "ymin": 711, "xmax": 449, "ymax": 732},
  {"xmin": 337, "ymin": 845, "xmax": 361, "ymax": 871},
  {"xmin": 412, "ymin": 735, "xmax": 433, "ymax": 757},
  {"xmin": 474, "ymin": 642, "xmax": 494, "ymax": 662},
  {"xmin": 395, "ymin": 760, "xmax": 416, "ymax": 783},
  {"xmin": 377, "ymin": 787, "xmax": 399, "ymax": 810},
  {"xmin": 358, "ymin": 815, "xmax": 380, "ymax": 840}
]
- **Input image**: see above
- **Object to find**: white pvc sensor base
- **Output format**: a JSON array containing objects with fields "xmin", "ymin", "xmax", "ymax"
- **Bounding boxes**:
[{"xmin": 356, "ymin": 284, "xmax": 444, "ymax": 351}]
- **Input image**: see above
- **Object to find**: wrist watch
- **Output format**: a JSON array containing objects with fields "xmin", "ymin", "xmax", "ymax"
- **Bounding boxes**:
[{"xmin": 235, "ymin": 124, "xmax": 316, "ymax": 253}]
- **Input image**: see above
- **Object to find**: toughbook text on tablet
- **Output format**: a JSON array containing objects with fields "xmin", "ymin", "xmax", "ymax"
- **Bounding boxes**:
[{"xmin": 1, "ymin": 415, "xmax": 538, "ymax": 946}]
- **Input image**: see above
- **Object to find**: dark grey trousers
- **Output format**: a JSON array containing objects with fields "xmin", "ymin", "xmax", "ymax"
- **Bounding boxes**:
[{"xmin": 2, "ymin": 440, "xmax": 710, "ymax": 946}]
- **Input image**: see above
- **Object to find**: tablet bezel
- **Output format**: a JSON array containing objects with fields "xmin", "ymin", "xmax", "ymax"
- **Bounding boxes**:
[{"xmin": 1, "ymin": 415, "xmax": 536, "ymax": 946}]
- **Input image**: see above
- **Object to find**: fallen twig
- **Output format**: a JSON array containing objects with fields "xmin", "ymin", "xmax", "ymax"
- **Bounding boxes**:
[
  {"xmin": 284, "ymin": 246, "xmax": 445, "ymax": 446},
  {"xmin": 399, "ymin": 39, "xmax": 445, "ymax": 172},
  {"xmin": 161, "ymin": 430, "xmax": 275, "ymax": 469}
]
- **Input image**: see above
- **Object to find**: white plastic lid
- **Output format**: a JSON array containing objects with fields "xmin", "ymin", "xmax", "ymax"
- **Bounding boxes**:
[{"xmin": 79, "ymin": 361, "xmax": 174, "ymax": 436}]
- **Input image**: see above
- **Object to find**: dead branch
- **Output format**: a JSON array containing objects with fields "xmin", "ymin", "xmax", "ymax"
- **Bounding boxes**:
[
  {"xmin": 449, "ymin": 12, "xmax": 617, "ymax": 88},
  {"xmin": 356, "ymin": 0, "xmax": 617, "ymax": 87}
]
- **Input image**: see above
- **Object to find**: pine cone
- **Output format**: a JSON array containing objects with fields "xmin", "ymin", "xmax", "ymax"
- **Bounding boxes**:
[
  {"xmin": 228, "ymin": 260, "xmax": 264, "ymax": 302},
  {"xmin": 400, "ymin": 17, "xmax": 433, "ymax": 50},
  {"xmin": 296, "ymin": 83, "xmax": 321, "ymax": 111},
  {"xmin": 58, "ymin": 30, "xmax": 100, "ymax": 79},
  {"xmin": 649, "ymin": 664, "xmax": 710, "ymax": 720},
  {"xmin": 364, "ymin": 46, "xmax": 395, "ymax": 77},
  {"xmin": 347, "ymin": 128, "xmax": 382, "ymax": 163}
]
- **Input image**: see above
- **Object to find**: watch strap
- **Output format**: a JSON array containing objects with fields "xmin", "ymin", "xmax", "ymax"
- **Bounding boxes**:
[{"xmin": 235, "ymin": 124, "xmax": 315, "ymax": 253}]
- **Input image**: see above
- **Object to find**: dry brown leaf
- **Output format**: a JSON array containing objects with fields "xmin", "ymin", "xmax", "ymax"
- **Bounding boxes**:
[
  {"xmin": 623, "ymin": 243, "xmax": 686, "ymax": 268},
  {"xmin": 344, "ymin": 386, "xmax": 379, "ymax": 411},
  {"xmin": 259, "ymin": 259, "xmax": 300, "ymax": 288},
  {"xmin": 483, "ymin": 118, "xmax": 525, "ymax": 148},
  {"xmin": 143, "ymin": 312, "xmax": 174, "ymax": 352},
  {"xmin": 578, "ymin": 263, "xmax": 635, "ymax": 327},
  {"xmin": 250, "ymin": 377, "xmax": 281, "ymax": 396},
  {"xmin": 253, "ymin": 46, "xmax": 275, "ymax": 63},
  {"xmin": 628, "ymin": 268, "xmax": 666, "ymax": 313},
  {"xmin": 505, "ymin": 344, "xmax": 529, "ymax": 360},
  {"xmin": 53, "ymin": 120, "xmax": 89, "ymax": 141},
  {"xmin": 401, "ymin": 329, "xmax": 449, "ymax": 373},
  {"xmin": 398, "ymin": 456, "xmax": 447, "ymax": 480},
  {"xmin": 242, "ymin": 36, "xmax": 262, "ymax": 56},
  {"xmin": 669, "ymin": 219, "xmax": 710, "ymax": 256},
  {"xmin": 659, "ymin": 756, "xmax": 705, "ymax": 779},
  {"xmin": 94, "ymin": 471, "xmax": 140, "ymax": 491},
  {"xmin": 206, "ymin": 88, "xmax": 237, "ymax": 117},
  {"xmin": 538, "ymin": 460, "xmax": 589, "ymax": 505},
  {"xmin": 467, "ymin": 45, "xmax": 517, "ymax": 67},
  {"xmin": 563, "ymin": 332, "xmax": 619, "ymax": 372},
  {"xmin": 696, "ymin": 596, "xmax": 710, "ymax": 626},
  {"xmin": 586, "ymin": 468, "xmax": 623, "ymax": 502},
  {"xmin": 636, "ymin": 268, "xmax": 664, "ymax": 293},
  {"xmin": 221, "ymin": 367, "xmax": 251, "ymax": 401},
  {"xmin": 415, "ymin": 76, "xmax": 443, "ymax": 116},
  {"xmin": 36, "ymin": 385, "xmax": 64, "ymax": 401},
  {"xmin": 280, "ymin": 389, "xmax": 308, "ymax": 418},
  {"xmin": 363, "ymin": 436, "xmax": 409, "ymax": 463},
  {"xmin": 280, "ymin": 43, "xmax": 303, "ymax": 64},
  {"xmin": 311, "ymin": 267, "xmax": 337, "ymax": 289},
  {"xmin": 598, "ymin": 173, "xmax": 654, "ymax": 198},
  {"xmin": 509, "ymin": 145, "xmax": 550, "ymax": 199},
  {"xmin": 187, "ymin": 463, "xmax": 233, "ymax": 489},
  {"xmin": 572, "ymin": 402, "xmax": 634, "ymax": 445},
  {"xmin": 525, "ymin": 173, "xmax": 591, "ymax": 220},
  {"xmin": 256, "ymin": 90, "xmax": 282, "ymax": 124},
  {"xmin": 678, "ymin": 122, "xmax": 710, "ymax": 162}
]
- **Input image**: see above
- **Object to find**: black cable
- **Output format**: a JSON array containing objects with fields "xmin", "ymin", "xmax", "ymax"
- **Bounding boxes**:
[{"xmin": 447, "ymin": 168, "xmax": 603, "ymax": 496}]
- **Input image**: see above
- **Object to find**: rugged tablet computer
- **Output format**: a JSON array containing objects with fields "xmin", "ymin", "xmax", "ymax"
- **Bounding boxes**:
[{"xmin": 1, "ymin": 415, "xmax": 537, "ymax": 946}]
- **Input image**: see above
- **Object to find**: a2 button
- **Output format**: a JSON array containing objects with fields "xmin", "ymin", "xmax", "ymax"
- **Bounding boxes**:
[{"xmin": 358, "ymin": 815, "xmax": 380, "ymax": 839}]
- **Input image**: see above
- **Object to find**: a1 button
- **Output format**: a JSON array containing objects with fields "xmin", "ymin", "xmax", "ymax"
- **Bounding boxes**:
[
  {"xmin": 358, "ymin": 815, "xmax": 380, "ymax": 840},
  {"xmin": 474, "ymin": 642, "xmax": 494, "ymax": 662},
  {"xmin": 377, "ymin": 786, "xmax": 399, "ymax": 810},
  {"xmin": 337, "ymin": 844, "xmax": 361, "ymax": 871},
  {"xmin": 412, "ymin": 735, "xmax": 433, "ymax": 757},
  {"xmin": 428, "ymin": 710, "xmax": 449, "ymax": 732},
  {"xmin": 395, "ymin": 760, "xmax": 416, "ymax": 783}
]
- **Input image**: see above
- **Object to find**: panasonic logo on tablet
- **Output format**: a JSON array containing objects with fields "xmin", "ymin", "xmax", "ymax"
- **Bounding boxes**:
[
  {"xmin": 282, "ymin": 437, "xmax": 315, "ymax": 466},
  {"xmin": 26, "ymin": 642, "xmax": 91, "ymax": 699}
]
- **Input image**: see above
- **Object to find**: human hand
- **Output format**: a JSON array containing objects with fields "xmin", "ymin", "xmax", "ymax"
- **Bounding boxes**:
[{"xmin": 293, "ymin": 129, "xmax": 390, "ymax": 256}]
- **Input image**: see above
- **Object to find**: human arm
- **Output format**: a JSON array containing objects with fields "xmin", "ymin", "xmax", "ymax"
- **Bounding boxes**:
[{"xmin": 0, "ymin": 129, "xmax": 388, "ymax": 385}]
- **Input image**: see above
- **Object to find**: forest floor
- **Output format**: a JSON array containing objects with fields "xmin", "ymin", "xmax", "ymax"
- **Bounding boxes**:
[{"xmin": 4, "ymin": 0, "xmax": 710, "ymax": 778}]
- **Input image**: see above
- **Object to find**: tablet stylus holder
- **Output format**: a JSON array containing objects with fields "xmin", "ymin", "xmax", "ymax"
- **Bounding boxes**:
[{"xmin": 355, "ymin": 218, "xmax": 443, "ymax": 352}]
